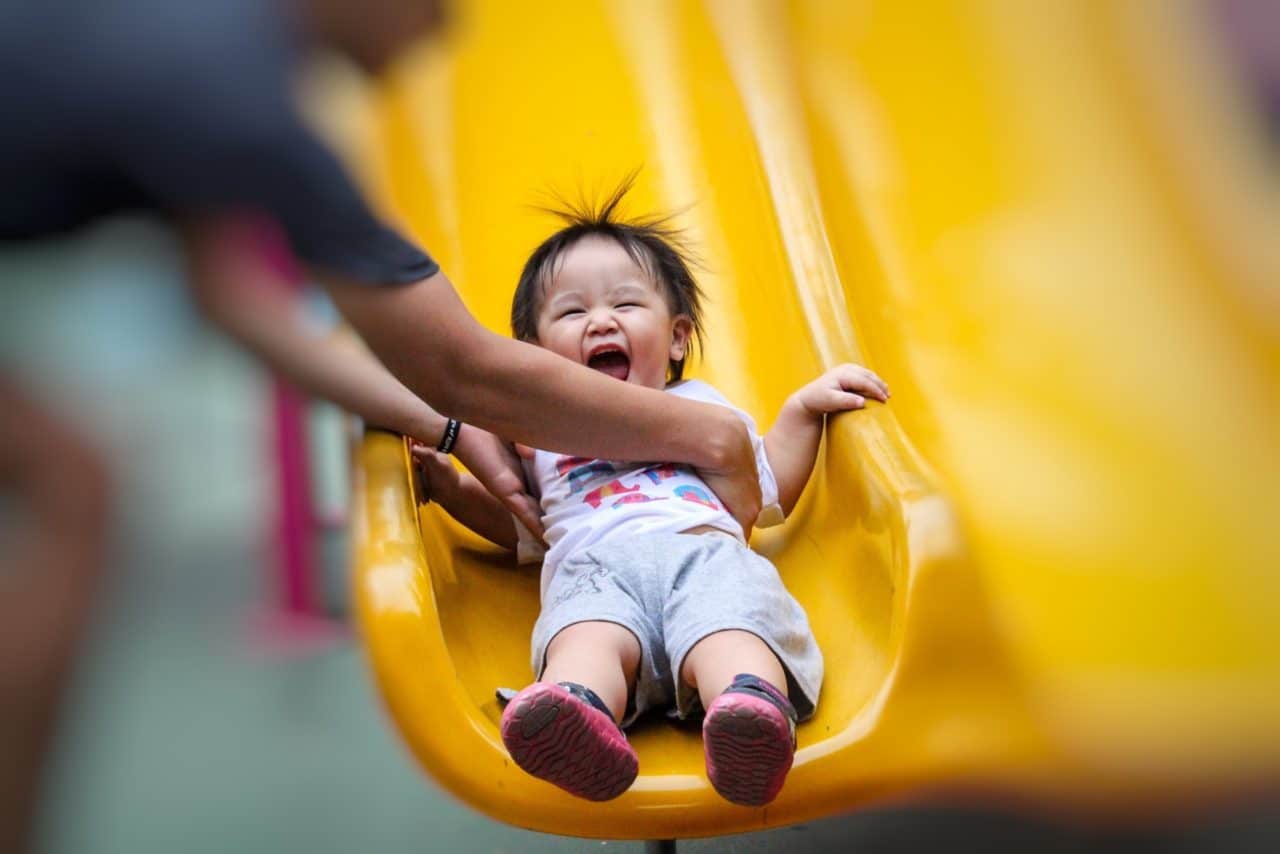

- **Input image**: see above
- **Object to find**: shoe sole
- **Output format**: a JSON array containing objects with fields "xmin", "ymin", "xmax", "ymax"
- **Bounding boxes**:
[
  {"xmin": 500, "ymin": 683, "xmax": 637, "ymax": 801},
  {"xmin": 703, "ymin": 693, "xmax": 794, "ymax": 806}
]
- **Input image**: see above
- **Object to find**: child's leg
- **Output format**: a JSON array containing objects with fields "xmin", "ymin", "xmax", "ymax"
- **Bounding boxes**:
[
  {"xmin": 540, "ymin": 621, "xmax": 640, "ymax": 723},
  {"xmin": 680, "ymin": 629, "xmax": 785, "ymax": 711},
  {"xmin": 682, "ymin": 629, "xmax": 797, "ymax": 808},
  {"xmin": 501, "ymin": 621, "xmax": 641, "ymax": 801},
  {"xmin": 662, "ymin": 536, "xmax": 821, "ymax": 807}
]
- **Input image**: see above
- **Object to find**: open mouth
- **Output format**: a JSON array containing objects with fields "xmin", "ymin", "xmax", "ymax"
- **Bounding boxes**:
[{"xmin": 586, "ymin": 349, "xmax": 631, "ymax": 381}]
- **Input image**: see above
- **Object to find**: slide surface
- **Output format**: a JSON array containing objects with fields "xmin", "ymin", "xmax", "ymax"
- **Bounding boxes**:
[{"xmin": 347, "ymin": 0, "xmax": 1280, "ymax": 839}]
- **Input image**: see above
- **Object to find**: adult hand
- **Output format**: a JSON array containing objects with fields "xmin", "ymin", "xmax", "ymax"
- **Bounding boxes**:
[
  {"xmin": 450, "ymin": 426, "xmax": 544, "ymax": 540},
  {"xmin": 694, "ymin": 413, "xmax": 762, "ymax": 537}
]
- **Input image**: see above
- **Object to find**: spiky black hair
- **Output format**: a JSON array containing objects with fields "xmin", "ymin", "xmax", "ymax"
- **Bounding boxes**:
[{"xmin": 511, "ymin": 172, "xmax": 705, "ymax": 381}]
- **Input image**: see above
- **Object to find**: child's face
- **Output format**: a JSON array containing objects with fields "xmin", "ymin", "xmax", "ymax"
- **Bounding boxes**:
[{"xmin": 534, "ymin": 236, "xmax": 691, "ymax": 390}]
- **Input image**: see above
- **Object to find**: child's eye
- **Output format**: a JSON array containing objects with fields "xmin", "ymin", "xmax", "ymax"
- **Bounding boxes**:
[
  {"xmin": 616, "ymin": 302, "xmax": 641, "ymax": 309},
  {"xmin": 557, "ymin": 308, "xmax": 585, "ymax": 319}
]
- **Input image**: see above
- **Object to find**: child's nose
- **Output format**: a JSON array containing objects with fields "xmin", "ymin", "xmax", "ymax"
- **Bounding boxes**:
[{"xmin": 586, "ymin": 308, "xmax": 618, "ymax": 334}]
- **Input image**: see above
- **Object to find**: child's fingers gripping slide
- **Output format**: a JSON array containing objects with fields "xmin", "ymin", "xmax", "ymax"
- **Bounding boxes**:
[
  {"xmin": 410, "ymin": 443, "xmax": 458, "ymax": 501},
  {"xmin": 794, "ymin": 363, "xmax": 890, "ymax": 415}
]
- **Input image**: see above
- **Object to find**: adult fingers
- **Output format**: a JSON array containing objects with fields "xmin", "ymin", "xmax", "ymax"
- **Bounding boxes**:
[{"xmin": 503, "ymin": 492, "xmax": 545, "ymax": 541}]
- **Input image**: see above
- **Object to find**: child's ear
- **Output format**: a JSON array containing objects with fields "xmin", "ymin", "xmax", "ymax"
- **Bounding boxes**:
[{"xmin": 669, "ymin": 315, "xmax": 693, "ymax": 361}]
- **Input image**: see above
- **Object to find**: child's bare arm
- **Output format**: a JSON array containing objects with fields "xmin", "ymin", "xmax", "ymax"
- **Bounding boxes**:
[
  {"xmin": 412, "ymin": 445, "xmax": 520, "ymax": 550},
  {"xmin": 764, "ymin": 364, "xmax": 890, "ymax": 515}
]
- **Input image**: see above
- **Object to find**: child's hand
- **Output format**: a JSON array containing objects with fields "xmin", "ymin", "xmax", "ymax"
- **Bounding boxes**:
[
  {"xmin": 411, "ymin": 442, "xmax": 462, "ymax": 499},
  {"xmin": 764, "ymin": 365, "xmax": 887, "ymax": 516},
  {"xmin": 789, "ymin": 363, "xmax": 889, "ymax": 417}
]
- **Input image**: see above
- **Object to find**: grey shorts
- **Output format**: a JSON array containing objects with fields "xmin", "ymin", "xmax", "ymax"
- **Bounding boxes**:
[{"xmin": 531, "ymin": 531, "xmax": 823, "ymax": 727}]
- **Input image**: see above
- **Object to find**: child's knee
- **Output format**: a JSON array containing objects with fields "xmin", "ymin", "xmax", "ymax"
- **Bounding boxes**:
[
  {"xmin": 685, "ymin": 628, "xmax": 772, "ymax": 661},
  {"xmin": 547, "ymin": 621, "xmax": 640, "ymax": 671},
  {"xmin": 681, "ymin": 629, "xmax": 783, "ymax": 690}
]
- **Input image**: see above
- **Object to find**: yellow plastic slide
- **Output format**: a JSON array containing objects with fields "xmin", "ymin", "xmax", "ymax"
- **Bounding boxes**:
[{"xmin": 345, "ymin": 0, "xmax": 1280, "ymax": 839}]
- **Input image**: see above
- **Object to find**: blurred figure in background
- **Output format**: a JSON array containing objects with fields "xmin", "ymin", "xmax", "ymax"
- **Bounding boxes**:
[
  {"xmin": 1214, "ymin": 0, "xmax": 1280, "ymax": 141},
  {"xmin": 0, "ymin": 1, "xmax": 762, "ymax": 851}
]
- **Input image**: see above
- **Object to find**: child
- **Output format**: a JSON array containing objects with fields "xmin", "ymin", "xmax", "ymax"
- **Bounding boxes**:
[{"xmin": 414, "ymin": 186, "xmax": 888, "ymax": 807}]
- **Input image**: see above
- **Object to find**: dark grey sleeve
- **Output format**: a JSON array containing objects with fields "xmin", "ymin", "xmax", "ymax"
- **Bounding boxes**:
[
  {"xmin": 110, "ymin": 23, "xmax": 437, "ymax": 285},
  {"xmin": 203, "ymin": 115, "xmax": 441, "ymax": 285}
]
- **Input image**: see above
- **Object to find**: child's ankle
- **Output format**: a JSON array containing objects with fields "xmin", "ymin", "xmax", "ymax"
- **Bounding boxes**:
[
  {"xmin": 722, "ymin": 673, "xmax": 797, "ymax": 722},
  {"xmin": 554, "ymin": 680, "xmax": 620, "ymax": 726}
]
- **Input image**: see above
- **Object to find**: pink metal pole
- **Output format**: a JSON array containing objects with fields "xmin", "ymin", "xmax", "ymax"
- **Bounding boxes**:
[
  {"xmin": 271, "ymin": 378, "xmax": 316, "ymax": 614},
  {"xmin": 254, "ymin": 219, "xmax": 320, "ymax": 618}
]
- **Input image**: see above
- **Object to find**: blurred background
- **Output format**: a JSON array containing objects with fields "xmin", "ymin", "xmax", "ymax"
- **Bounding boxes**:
[{"xmin": 2, "ymin": 0, "xmax": 1279, "ymax": 851}]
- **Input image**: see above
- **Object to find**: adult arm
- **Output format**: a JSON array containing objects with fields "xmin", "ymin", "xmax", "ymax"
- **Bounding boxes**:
[
  {"xmin": 183, "ymin": 219, "xmax": 544, "ymax": 536},
  {"xmin": 322, "ymin": 271, "xmax": 763, "ymax": 532},
  {"xmin": 124, "ymin": 37, "xmax": 761, "ymax": 529}
]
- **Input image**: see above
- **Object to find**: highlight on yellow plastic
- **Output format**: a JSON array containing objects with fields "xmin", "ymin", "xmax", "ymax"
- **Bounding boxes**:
[{"xmin": 346, "ymin": 0, "xmax": 1279, "ymax": 839}]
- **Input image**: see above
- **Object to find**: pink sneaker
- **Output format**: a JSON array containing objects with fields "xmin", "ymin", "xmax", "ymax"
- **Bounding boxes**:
[
  {"xmin": 702, "ymin": 674, "xmax": 798, "ymax": 806},
  {"xmin": 500, "ymin": 681, "xmax": 638, "ymax": 801}
]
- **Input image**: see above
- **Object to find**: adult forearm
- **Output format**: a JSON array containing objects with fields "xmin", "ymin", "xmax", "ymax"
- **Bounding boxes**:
[
  {"xmin": 458, "ymin": 332, "xmax": 742, "ymax": 465},
  {"xmin": 327, "ymin": 271, "xmax": 742, "ymax": 466},
  {"xmin": 327, "ymin": 270, "xmax": 761, "ymax": 530},
  {"xmin": 184, "ymin": 220, "xmax": 449, "ymax": 444},
  {"xmin": 205, "ymin": 283, "xmax": 447, "ymax": 443}
]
